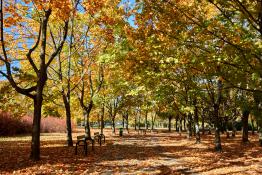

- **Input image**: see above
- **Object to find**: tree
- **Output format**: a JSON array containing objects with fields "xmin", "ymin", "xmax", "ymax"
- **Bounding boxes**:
[{"xmin": 0, "ymin": 0, "xmax": 70, "ymax": 160}]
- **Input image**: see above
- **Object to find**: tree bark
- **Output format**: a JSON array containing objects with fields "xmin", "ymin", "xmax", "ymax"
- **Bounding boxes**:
[
  {"xmin": 179, "ymin": 117, "xmax": 183, "ymax": 135},
  {"xmin": 135, "ymin": 115, "xmax": 137, "ymax": 130},
  {"xmin": 62, "ymin": 93, "xmax": 73, "ymax": 146},
  {"xmin": 84, "ymin": 101, "xmax": 93, "ymax": 138},
  {"xmin": 183, "ymin": 117, "xmax": 186, "ymax": 131},
  {"xmin": 112, "ymin": 117, "xmax": 115, "ymax": 133},
  {"xmin": 202, "ymin": 109, "xmax": 205, "ymax": 135},
  {"xmin": 138, "ymin": 111, "xmax": 141, "ymax": 130},
  {"xmin": 125, "ymin": 113, "xmax": 129, "ymax": 133},
  {"xmin": 175, "ymin": 117, "xmax": 178, "ymax": 131},
  {"xmin": 100, "ymin": 106, "xmax": 104, "ymax": 134},
  {"xmin": 30, "ymin": 95, "xmax": 43, "ymax": 161},
  {"xmin": 214, "ymin": 78, "xmax": 222, "ymax": 152},
  {"xmin": 214, "ymin": 104, "xmax": 222, "ymax": 152},
  {"xmin": 145, "ymin": 111, "xmax": 148, "ymax": 130},
  {"xmin": 232, "ymin": 120, "xmax": 236, "ymax": 137},
  {"xmin": 242, "ymin": 110, "xmax": 250, "ymax": 143},
  {"xmin": 151, "ymin": 113, "xmax": 155, "ymax": 130},
  {"xmin": 187, "ymin": 114, "xmax": 192, "ymax": 138},
  {"xmin": 251, "ymin": 117, "xmax": 255, "ymax": 135},
  {"xmin": 168, "ymin": 116, "xmax": 172, "ymax": 132},
  {"xmin": 194, "ymin": 104, "xmax": 200, "ymax": 143},
  {"xmin": 259, "ymin": 127, "xmax": 262, "ymax": 146}
]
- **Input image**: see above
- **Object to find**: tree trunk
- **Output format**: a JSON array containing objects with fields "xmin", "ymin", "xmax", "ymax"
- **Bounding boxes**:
[
  {"xmin": 179, "ymin": 117, "xmax": 182, "ymax": 135},
  {"xmin": 214, "ymin": 104, "xmax": 222, "ymax": 152},
  {"xmin": 224, "ymin": 116, "xmax": 229, "ymax": 138},
  {"xmin": 135, "ymin": 115, "xmax": 137, "ymax": 130},
  {"xmin": 100, "ymin": 106, "xmax": 104, "ymax": 134},
  {"xmin": 194, "ymin": 104, "xmax": 200, "ymax": 143},
  {"xmin": 84, "ymin": 112, "xmax": 91, "ymax": 138},
  {"xmin": 30, "ymin": 87, "xmax": 44, "ymax": 161},
  {"xmin": 213, "ymin": 78, "xmax": 222, "ymax": 152},
  {"xmin": 126, "ymin": 113, "xmax": 129, "ymax": 133},
  {"xmin": 187, "ymin": 114, "xmax": 192, "ymax": 138},
  {"xmin": 259, "ymin": 127, "xmax": 262, "ymax": 146},
  {"xmin": 84, "ymin": 101, "xmax": 93, "ymax": 138},
  {"xmin": 145, "ymin": 111, "xmax": 148, "ymax": 130},
  {"xmin": 242, "ymin": 110, "xmax": 250, "ymax": 143},
  {"xmin": 62, "ymin": 93, "xmax": 73, "ymax": 146},
  {"xmin": 168, "ymin": 116, "xmax": 172, "ymax": 132},
  {"xmin": 232, "ymin": 120, "xmax": 236, "ymax": 137},
  {"xmin": 112, "ymin": 117, "xmax": 115, "ymax": 133},
  {"xmin": 202, "ymin": 110, "xmax": 205, "ymax": 135},
  {"xmin": 220, "ymin": 120, "xmax": 225, "ymax": 134},
  {"xmin": 122, "ymin": 116, "xmax": 125, "ymax": 128},
  {"xmin": 175, "ymin": 117, "xmax": 178, "ymax": 131},
  {"xmin": 151, "ymin": 114, "xmax": 155, "ymax": 130},
  {"xmin": 138, "ymin": 112, "xmax": 141, "ymax": 130},
  {"xmin": 251, "ymin": 117, "xmax": 255, "ymax": 135},
  {"xmin": 183, "ymin": 117, "xmax": 186, "ymax": 131}
]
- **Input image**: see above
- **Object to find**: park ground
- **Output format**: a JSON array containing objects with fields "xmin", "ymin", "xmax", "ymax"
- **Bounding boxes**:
[{"xmin": 0, "ymin": 129, "xmax": 262, "ymax": 175}]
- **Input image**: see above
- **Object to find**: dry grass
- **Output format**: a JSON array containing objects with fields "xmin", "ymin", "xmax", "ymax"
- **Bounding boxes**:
[{"xmin": 0, "ymin": 128, "xmax": 262, "ymax": 174}]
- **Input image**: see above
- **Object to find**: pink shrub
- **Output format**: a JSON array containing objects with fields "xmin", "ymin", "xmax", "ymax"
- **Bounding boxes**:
[
  {"xmin": 0, "ymin": 112, "xmax": 31, "ymax": 136},
  {"xmin": 41, "ymin": 116, "xmax": 67, "ymax": 133},
  {"xmin": 0, "ymin": 112, "xmax": 75, "ymax": 136}
]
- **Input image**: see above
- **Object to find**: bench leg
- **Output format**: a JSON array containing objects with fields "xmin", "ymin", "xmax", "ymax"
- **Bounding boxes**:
[
  {"xmin": 84, "ymin": 142, "xmax": 87, "ymax": 156},
  {"xmin": 75, "ymin": 144, "xmax": 78, "ymax": 155},
  {"xmin": 92, "ymin": 140, "xmax": 94, "ymax": 150}
]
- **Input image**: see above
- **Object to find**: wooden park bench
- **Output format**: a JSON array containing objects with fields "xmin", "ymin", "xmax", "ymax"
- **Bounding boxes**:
[
  {"xmin": 75, "ymin": 135, "xmax": 94, "ymax": 155},
  {"xmin": 75, "ymin": 132, "xmax": 106, "ymax": 155},
  {"xmin": 151, "ymin": 129, "xmax": 159, "ymax": 133},
  {"xmin": 138, "ymin": 129, "xmax": 147, "ymax": 135},
  {"xmin": 93, "ymin": 132, "xmax": 106, "ymax": 146}
]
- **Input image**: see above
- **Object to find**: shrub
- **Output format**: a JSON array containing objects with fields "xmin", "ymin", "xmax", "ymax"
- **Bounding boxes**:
[
  {"xmin": 41, "ymin": 116, "xmax": 67, "ymax": 133},
  {"xmin": 0, "ymin": 112, "xmax": 75, "ymax": 136},
  {"xmin": 0, "ymin": 112, "xmax": 31, "ymax": 136}
]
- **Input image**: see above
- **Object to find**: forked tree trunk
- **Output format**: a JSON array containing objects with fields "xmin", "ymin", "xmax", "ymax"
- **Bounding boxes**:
[
  {"xmin": 242, "ymin": 110, "xmax": 250, "ymax": 143},
  {"xmin": 62, "ymin": 93, "xmax": 73, "ymax": 146},
  {"xmin": 213, "ymin": 78, "xmax": 222, "ymax": 152}
]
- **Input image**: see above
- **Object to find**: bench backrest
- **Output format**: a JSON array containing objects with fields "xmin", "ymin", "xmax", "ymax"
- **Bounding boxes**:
[{"xmin": 77, "ymin": 135, "xmax": 86, "ymax": 140}]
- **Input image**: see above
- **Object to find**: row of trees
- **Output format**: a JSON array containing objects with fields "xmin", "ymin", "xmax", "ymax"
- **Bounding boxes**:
[{"xmin": 0, "ymin": 0, "xmax": 261, "ymax": 161}]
